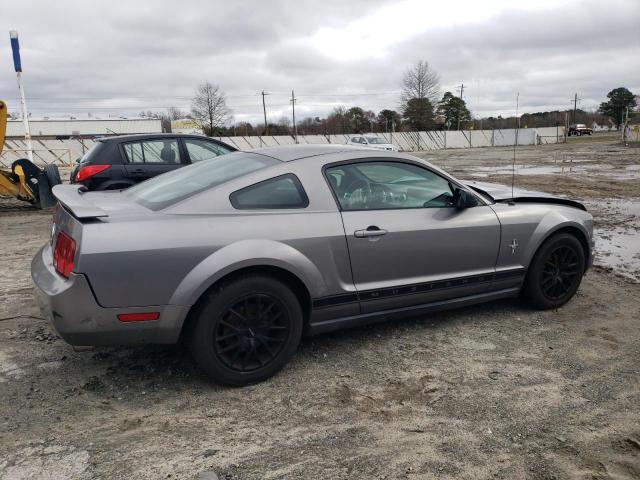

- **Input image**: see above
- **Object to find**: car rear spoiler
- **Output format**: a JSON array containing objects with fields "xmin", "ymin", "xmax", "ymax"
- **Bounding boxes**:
[{"xmin": 52, "ymin": 184, "xmax": 108, "ymax": 218}]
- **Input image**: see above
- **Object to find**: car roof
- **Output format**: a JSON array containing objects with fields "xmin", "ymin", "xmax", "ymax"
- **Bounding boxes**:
[
  {"xmin": 96, "ymin": 133, "xmax": 230, "ymax": 144},
  {"xmin": 249, "ymin": 144, "xmax": 371, "ymax": 162}
]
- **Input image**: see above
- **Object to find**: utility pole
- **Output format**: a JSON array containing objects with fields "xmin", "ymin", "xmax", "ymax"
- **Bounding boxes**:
[
  {"xmin": 290, "ymin": 90, "xmax": 298, "ymax": 144},
  {"xmin": 457, "ymin": 83, "xmax": 464, "ymax": 131},
  {"xmin": 622, "ymin": 106, "xmax": 629, "ymax": 144},
  {"xmin": 261, "ymin": 90, "xmax": 269, "ymax": 135},
  {"xmin": 570, "ymin": 93, "xmax": 582, "ymax": 124},
  {"xmin": 9, "ymin": 31, "xmax": 33, "ymax": 162},
  {"xmin": 390, "ymin": 118, "xmax": 394, "ymax": 147}
]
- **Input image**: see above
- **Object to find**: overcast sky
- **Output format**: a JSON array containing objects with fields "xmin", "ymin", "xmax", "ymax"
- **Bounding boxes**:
[{"xmin": 1, "ymin": 0, "xmax": 639, "ymax": 124}]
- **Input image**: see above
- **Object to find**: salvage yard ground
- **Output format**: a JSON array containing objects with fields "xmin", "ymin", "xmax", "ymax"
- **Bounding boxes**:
[{"xmin": 1, "ymin": 133, "xmax": 639, "ymax": 479}]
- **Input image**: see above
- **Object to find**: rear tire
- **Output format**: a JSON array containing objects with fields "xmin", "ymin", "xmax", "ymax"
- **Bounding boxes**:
[
  {"xmin": 523, "ymin": 233, "xmax": 585, "ymax": 310},
  {"xmin": 188, "ymin": 274, "xmax": 303, "ymax": 386},
  {"xmin": 44, "ymin": 164, "xmax": 62, "ymax": 187}
]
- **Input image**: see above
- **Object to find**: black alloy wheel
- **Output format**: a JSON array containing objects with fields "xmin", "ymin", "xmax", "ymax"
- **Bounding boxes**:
[
  {"xmin": 539, "ymin": 245, "xmax": 581, "ymax": 300},
  {"xmin": 214, "ymin": 294, "xmax": 290, "ymax": 372},
  {"xmin": 523, "ymin": 233, "xmax": 586, "ymax": 310},
  {"xmin": 188, "ymin": 274, "xmax": 303, "ymax": 386}
]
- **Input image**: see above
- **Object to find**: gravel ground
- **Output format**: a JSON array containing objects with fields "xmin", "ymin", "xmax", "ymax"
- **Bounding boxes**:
[{"xmin": 1, "ymin": 134, "xmax": 639, "ymax": 479}]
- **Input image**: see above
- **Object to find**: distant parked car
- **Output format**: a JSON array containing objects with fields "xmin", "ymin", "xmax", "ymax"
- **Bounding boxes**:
[
  {"xmin": 347, "ymin": 135, "xmax": 398, "ymax": 151},
  {"xmin": 70, "ymin": 133, "xmax": 236, "ymax": 190},
  {"xmin": 568, "ymin": 124, "xmax": 593, "ymax": 136}
]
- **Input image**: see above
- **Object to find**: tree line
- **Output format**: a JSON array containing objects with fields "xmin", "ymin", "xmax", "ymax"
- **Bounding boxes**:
[{"xmin": 149, "ymin": 61, "xmax": 637, "ymax": 136}]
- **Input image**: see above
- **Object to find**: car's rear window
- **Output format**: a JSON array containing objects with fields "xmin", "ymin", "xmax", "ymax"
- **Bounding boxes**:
[
  {"xmin": 126, "ymin": 152, "xmax": 280, "ymax": 210},
  {"xmin": 78, "ymin": 142, "xmax": 104, "ymax": 164}
]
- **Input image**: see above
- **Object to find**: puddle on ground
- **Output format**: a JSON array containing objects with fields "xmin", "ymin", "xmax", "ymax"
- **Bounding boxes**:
[
  {"xmin": 465, "ymin": 163, "xmax": 640, "ymax": 180},
  {"xmin": 585, "ymin": 199, "xmax": 640, "ymax": 282}
]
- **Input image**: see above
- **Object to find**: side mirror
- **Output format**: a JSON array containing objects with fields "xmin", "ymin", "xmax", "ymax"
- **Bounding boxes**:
[{"xmin": 453, "ymin": 188, "xmax": 479, "ymax": 209}]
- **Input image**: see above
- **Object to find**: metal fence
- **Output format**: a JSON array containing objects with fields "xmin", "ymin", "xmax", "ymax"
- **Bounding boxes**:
[
  {"xmin": 2, "ymin": 127, "xmax": 564, "ymax": 167},
  {"xmin": 217, "ymin": 127, "xmax": 564, "ymax": 152},
  {"xmin": 1, "ymin": 138, "xmax": 93, "ymax": 167}
]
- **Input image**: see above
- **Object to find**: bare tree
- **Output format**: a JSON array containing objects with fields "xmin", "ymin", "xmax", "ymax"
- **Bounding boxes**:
[
  {"xmin": 401, "ymin": 60, "xmax": 440, "ymax": 107},
  {"xmin": 166, "ymin": 106, "xmax": 187, "ymax": 120},
  {"xmin": 191, "ymin": 82, "xmax": 231, "ymax": 136}
]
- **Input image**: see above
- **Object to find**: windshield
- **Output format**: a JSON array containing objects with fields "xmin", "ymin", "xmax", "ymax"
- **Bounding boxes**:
[
  {"xmin": 365, "ymin": 137, "xmax": 386, "ymax": 144},
  {"xmin": 126, "ymin": 152, "xmax": 280, "ymax": 210}
]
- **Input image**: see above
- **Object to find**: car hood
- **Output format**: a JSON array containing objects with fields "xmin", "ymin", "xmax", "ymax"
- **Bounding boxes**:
[{"xmin": 463, "ymin": 180, "xmax": 587, "ymax": 211}]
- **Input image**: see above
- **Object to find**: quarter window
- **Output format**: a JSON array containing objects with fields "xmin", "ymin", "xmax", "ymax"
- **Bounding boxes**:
[
  {"xmin": 124, "ymin": 139, "xmax": 180, "ymax": 164},
  {"xmin": 184, "ymin": 138, "xmax": 232, "ymax": 163},
  {"xmin": 230, "ymin": 174, "xmax": 309, "ymax": 210},
  {"xmin": 325, "ymin": 161, "xmax": 456, "ymax": 211}
]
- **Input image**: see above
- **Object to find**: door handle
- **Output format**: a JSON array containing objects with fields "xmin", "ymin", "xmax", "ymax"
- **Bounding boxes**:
[
  {"xmin": 354, "ymin": 226, "xmax": 388, "ymax": 238},
  {"xmin": 131, "ymin": 169, "xmax": 145, "ymax": 174}
]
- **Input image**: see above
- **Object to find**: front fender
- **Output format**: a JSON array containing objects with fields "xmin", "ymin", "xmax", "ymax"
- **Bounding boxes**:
[
  {"xmin": 493, "ymin": 203, "xmax": 592, "ymax": 271},
  {"xmin": 168, "ymin": 239, "xmax": 327, "ymax": 306},
  {"xmin": 523, "ymin": 211, "xmax": 592, "ymax": 267}
]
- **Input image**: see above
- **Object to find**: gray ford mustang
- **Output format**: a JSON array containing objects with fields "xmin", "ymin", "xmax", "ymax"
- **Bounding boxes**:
[{"xmin": 32, "ymin": 145, "xmax": 593, "ymax": 385}]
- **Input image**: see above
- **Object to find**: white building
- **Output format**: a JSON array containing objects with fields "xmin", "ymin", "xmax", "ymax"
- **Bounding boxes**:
[{"xmin": 6, "ymin": 117, "xmax": 162, "ymax": 138}]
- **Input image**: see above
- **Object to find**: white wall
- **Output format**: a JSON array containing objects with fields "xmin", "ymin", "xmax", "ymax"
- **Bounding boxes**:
[
  {"xmin": 3, "ymin": 127, "xmax": 565, "ymax": 167},
  {"xmin": 217, "ymin": 127, "xmax": 563, "ymax": 152}
]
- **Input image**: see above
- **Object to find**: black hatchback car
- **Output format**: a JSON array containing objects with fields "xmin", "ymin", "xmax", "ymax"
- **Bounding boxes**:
[{"xmin": 71, "ymin": 134, "xmax": 236, "ymax": 190}]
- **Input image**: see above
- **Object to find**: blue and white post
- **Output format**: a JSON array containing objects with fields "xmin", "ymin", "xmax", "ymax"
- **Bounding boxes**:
[{"xmin": 9, "ymin": 30, "xmax": 33, "ymax": 162}]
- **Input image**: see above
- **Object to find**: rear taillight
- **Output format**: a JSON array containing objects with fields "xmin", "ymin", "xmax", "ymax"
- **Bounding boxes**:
[
  {"xmin": 53, "ymin": 231, "xmax": 76, "ymax": 278},
  {"xmin": 75, "ymin": 164, "xmax": 110, "ymax": 182}
]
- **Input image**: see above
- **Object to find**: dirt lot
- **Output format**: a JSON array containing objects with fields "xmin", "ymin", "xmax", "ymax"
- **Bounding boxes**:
[{"xmin": 1, "ymin": 134, "xmax": 639, "ymax": 479}]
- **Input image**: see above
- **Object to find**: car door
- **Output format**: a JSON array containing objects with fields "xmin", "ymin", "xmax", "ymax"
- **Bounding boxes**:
[
  {"xmin": 121, "ymin": 138, "xmax": 184, "ymax": 182},
  {"xmin": 325, "ymin": 160, "xmax": 501, "ymax": 314}
]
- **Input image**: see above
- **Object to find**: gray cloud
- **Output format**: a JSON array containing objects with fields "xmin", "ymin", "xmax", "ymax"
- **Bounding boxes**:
[{"xmin": 1, "ymin": 0, "xmax": 638, "ymax": 123}]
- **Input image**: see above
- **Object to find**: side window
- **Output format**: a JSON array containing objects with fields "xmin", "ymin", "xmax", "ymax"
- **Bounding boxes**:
[
  {"xmin": 230, "ymin": 174, "xmax": 309, "ymax": 210},
  {"xmin": 124, "ymin": 139, "xmax": 180, "ymax": 164},
  {"xmin": 123, "ymin": 142, "xmax": 144, "ymax": 163},
  {"xmin": 184, "ymin": 139, "xmax": 232, "ymax": 163},
  {"xmin": 325, "ymin": 161, "xmax": 456, "ymax": 211}
]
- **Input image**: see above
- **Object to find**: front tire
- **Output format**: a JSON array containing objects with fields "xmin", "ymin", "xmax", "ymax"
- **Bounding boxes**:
[
  {"xmin": 188, "ymin": 274, "xmax": 303, "ymax": 386},
  {"xmin": 523, "ymin": 233, "xmax": 585, "ymax": 310}
]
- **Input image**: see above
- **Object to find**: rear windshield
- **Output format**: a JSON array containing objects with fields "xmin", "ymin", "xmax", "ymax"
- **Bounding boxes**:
[
  {"xmin": 126, "ymin": 152, "xmax": 280, "ymax": 210},
  {"xmin": 79, "ymin": 142, "xmax": 104, "ymax": 164}
]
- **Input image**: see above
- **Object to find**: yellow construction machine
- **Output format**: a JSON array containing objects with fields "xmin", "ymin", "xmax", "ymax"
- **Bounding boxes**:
[{"xmin": 0, "ymin": 100, "xmax": 59, "ymax": 208}]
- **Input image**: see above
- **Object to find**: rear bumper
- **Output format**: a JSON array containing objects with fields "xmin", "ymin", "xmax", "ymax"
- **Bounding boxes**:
[{"xmin": 31, "ymin": 244, "xmax": 188, "ymax": 346}]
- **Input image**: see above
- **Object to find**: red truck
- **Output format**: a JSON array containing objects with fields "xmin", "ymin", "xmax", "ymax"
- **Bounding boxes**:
[{"xmin": 568, "ymin": 123, "xmax": 593, "ymax": 136}]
